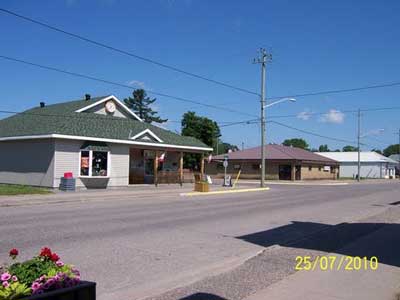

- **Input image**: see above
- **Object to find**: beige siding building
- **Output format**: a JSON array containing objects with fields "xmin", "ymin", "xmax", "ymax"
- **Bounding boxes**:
[{"xmin": 0, "ymin": 95, "xmax": 212, "ymax": 188}]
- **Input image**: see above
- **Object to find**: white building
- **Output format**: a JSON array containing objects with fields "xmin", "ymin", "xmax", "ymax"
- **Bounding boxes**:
[{"xmin": 316, "ymin": 151, "xmax": 397, "ymax": 179}]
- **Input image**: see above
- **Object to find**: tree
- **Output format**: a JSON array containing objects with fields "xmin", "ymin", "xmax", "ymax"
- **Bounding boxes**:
[
  {"xmin": 181, "ymin": 111, "xmax": 221, "ymax": 169},
  {"xmin": 216, "ymin": 142, "xmax": 239, "ymax": 155},
  {"xmin": 181, "ymin": 111, "xmax": 220, "ymax": 147},
  {"xmin": 383, "ymin": 144, "xmax": 400, "ymax": 157},
  {"xmin": 371, "ymin": 148, "xmax": 383, "ymax": 155},
  {"xmin": 124, "ymin": 89, "xmax": 167, "ymax": 124},
  {"xmin": 318, "ymin": 144, "xmax": 330, "ymax": 152},
  {"xmin": 282, "ymin": 138, "xmax": 309, "ymax": 150},
  {"xmin": 342, "ymin": 145, "xmax": 359, "ymax": 152}
]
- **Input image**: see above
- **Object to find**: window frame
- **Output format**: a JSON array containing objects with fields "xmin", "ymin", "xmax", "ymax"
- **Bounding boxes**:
[{"xmin": 79, "ymin": 150, "xmax": 110, "ymax": 178}]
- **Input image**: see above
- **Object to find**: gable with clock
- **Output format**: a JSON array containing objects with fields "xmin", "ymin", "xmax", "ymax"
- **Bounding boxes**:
[{"xmin": 76, "ymin": 95, "xmax": 142, "ymax": 121}]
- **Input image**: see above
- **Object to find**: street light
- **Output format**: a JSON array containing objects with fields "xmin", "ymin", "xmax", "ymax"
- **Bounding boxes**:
[
  {"xmin": 265, "ymin": 97, "xmax": 296, "ymax": 108},
  {"xmin": 261, "ymin": 97, "xmax": 296, "ymax": 187}
]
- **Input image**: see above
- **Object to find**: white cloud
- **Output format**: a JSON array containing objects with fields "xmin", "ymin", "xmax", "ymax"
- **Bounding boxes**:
[
  {"xmin": 297, "ymin": 110, "xmax": 312, "ymax": 121},
  {"xmin": 319, "ymin": 109, "xmax": 345, "ymax": 124},
  {"xmin": 127, "ymin": 80, "xmax": 146, "ymax": 89}
]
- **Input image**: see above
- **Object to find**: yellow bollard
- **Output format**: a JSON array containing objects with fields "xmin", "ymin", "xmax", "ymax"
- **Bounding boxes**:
[{"xmin": 233, "ymin": 170, "xmax": 241, "ymax": 188}]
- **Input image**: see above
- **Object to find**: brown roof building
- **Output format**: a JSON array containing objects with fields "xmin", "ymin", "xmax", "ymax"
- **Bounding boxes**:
[{"xmin": 207, "ymin": 144, "xmax": 339, "ymax": 181}]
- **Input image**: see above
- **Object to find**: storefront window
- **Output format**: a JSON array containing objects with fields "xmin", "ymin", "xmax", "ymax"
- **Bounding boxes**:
[
  {"xmin": 80, "ymin": 151, "xmax": 90, "ymax": 176},
  {"xmin": 92, "ymin": 151, "xmax": 108, "ymax": 176},
  {"xmin": 80, "ymin": 150, "xmax": 109, "ymax": 177}
]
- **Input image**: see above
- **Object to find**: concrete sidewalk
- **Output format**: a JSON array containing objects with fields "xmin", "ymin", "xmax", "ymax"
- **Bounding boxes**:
[
  {"xmin": 0, "ymin": 182, "xmax": 268, "ymax": 207},
  {"xmin": 245, "ymin": 217, "xmax": 400, "ymax": 300},
  {"xmin": 245, "ymin": 258, "xmax": 400, "ymax": 300}
]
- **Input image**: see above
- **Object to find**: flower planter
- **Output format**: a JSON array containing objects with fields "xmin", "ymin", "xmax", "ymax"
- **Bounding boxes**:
[
  {"xmin": 1, "ymin": 247, "xmax": 88, "ymax": 300},
  {"xmin": 194, "ymin": 182, "xmax": 209, "ymax": 192},
  {"xmin": 22, "ymin": 281, "xmax": 96, "ymax": 300}
]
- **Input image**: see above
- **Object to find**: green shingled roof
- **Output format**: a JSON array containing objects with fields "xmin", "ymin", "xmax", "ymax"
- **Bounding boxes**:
[{"xmin": 0, "ymin": 95, "xmax": 211, "ymax": 150}]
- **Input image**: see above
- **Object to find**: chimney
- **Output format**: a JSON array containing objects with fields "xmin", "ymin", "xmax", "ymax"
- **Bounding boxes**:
[
  {"xmin": 40, "ymin": 102, "xmax": 45, "ymax": 108},
  {"xmin": 85, "ymin": 94, "xmax": 91, "ymax": 101}
]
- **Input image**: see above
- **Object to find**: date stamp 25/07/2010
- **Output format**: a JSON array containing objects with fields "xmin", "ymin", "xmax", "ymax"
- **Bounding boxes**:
[{"xmin": 295, "ymin": 255, "xmax": 379, "ymax": 271}]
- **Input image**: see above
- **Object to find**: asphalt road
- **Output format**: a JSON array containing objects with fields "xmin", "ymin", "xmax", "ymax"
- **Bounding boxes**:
[{"xmin": 1, "ymin": 181, "xmax": 399, "ymax": 300}]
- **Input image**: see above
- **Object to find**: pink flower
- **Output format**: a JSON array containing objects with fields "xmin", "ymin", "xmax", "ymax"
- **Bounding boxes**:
[
  {"xmin": 11, "ymin": 276, "xmax": 18, "ymax": 282},
  {"xmin": 31, "ymin": 282, "xmax": 41, "ymax": 291},
  {"xmin": 56, "ymin": 260, "xmax": 64, "ymax": 267},
  {"xmin": 0, "ymin": 273, "xmax": 11, "ymax": 281},
  {"xmin": 2, "ymin": 281, "xmax": 9, "ymax": 288}
]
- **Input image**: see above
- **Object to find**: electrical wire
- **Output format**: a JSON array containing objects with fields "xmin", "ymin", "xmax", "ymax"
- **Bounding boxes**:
[
  {"xmin": 269, "ymin": 121, "xmax": 358, "ymax": 145},
  {"xmin": 0, "ymin": 8, "xmax": 259, "ymax": 96},
  {"xmin": 4, "ymin": 9, "xmax": 400, "ymax": 104},
  {"xmin": 267, "ymin": 82, "xmax": 400, "ymax": 101},
  {"xmin": 268, "ymin": 107, "xmax": 400, "ymax": 120},
  {"xmin": 0, "ymin": 55, "xmax": 258, "ymax": 118}
]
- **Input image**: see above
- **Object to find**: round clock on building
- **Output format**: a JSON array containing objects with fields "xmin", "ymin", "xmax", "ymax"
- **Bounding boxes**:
[{"xmin": 105, "ymin": 100, "xmax": 116, "ymax": 114}]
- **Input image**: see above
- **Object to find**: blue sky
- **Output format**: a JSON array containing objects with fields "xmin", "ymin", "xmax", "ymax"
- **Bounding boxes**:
[{"xmin": 1, "ymin": 0, "xmax": 400, "ymax": 151}]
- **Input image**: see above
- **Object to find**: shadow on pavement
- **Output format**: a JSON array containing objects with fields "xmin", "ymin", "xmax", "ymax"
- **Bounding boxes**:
[
  {"xmin": 179, "ymin": 293, "xmax": 228, "ymax": 300},
  {"xmin": 237, "ymin": 221, "xmax": 400, "ymax": 267}
]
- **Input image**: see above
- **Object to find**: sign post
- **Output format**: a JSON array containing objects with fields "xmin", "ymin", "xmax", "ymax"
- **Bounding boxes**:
[{"xmin": 223, "ymin": 155, "xmax": 231, "ymax": 187}]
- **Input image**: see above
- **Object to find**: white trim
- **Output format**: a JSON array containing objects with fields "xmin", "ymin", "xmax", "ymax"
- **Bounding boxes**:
[
  {"xmin": 75, "ymin": 95, "xmax": 143, "ymax": 122},
  {"xmin": 0, "ymin": 134, "xmax": 213, "ymax": 151},
  {"xmin": 130, "ymin": 128, "xmax": 163, "ymax": 143}
]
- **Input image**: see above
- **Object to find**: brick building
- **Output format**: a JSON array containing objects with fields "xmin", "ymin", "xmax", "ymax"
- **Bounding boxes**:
[{"xmin": 206, "ymin": 144, "xmax": 339, "ymax": 181}]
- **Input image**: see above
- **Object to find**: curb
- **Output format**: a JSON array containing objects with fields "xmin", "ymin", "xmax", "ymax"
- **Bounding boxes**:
[{"xmin": 180, "ymin": 187, "xmax": 270, "ymax": 197}]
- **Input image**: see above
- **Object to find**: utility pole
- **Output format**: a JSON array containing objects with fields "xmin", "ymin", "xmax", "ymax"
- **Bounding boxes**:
[
  {"xmin": 254, "ymin": 48, "xmax": 272, "ymax": 187},
  {"xmin": 398, "ymin": 128, "xmax": 400, "ymax": 179},
  {"xmin": 357, "ymin": 109, "xmax": 361, "ymax": 182},
  {"xmin": 242, "ymin": 142, "xmax": 244, "ymax": 151}
]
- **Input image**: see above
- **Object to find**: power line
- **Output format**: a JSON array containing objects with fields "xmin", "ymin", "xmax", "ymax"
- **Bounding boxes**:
[
  {"xmin": 269, "ymin": 121, "xmax": 358, "ymax": 145},
  {"xmin": 221, "ymin": 119, "xmax": 361, "ymax": 146},
  {"xmin": 0, "ymin": 8, "xmax": 259, "ymax": 96},
  {"xmin": 267, "ymin": 82, "xmax": 400, "ymax": 101},
  {"xmin": 0, "ymin": 55, "xmax": 258, "ymax": 118},
  {"xmin": 219, "ymin": 118, "xmax": 259, "ymax": 127},
  {"xmin": 219, "ymin": 106, "xmax": 400, "ymax": 126},
  {"xmin": 268, "ymin": 106, "xmax": 400, "ymax": 120},
  {"xmin": 5, "ymin": 9, "xmax": 400, "ymax": 105}
]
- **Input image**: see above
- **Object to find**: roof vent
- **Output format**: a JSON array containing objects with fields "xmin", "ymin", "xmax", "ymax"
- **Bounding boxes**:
[
  {"xmin": 40, "ymin": 102, "xmax": 45, "ymax": 108},
  {"xmin": 85, "ymin": 94, "xmax": 91, "ymax": 101}
]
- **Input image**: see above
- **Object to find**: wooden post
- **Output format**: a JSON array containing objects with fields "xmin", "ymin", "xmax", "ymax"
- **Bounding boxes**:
[
  {"xmin": 200, "ymin": 153, "xmax": 205, "ymax": 179},
  {"xmin": 291, "ymin": 163, "xmax": 296, "ymax": 181},
  {"xmin": 154, "ymin": 151, "xmax": 158, "ymax": 187},
  {"xmin": 179, "ymin": 152, "xmax": 184, "ymax": 186}
]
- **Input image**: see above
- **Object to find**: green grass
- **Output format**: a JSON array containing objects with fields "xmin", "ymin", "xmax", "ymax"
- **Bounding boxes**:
[{"xmin": 0, "ymin": 184, "xmax": 52, "ymax": 196}]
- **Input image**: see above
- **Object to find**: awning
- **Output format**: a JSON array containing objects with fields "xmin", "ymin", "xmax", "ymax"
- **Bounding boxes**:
[{"xmin": 80, "ymin": 141, "xmax": 110, "ymax": 151}]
